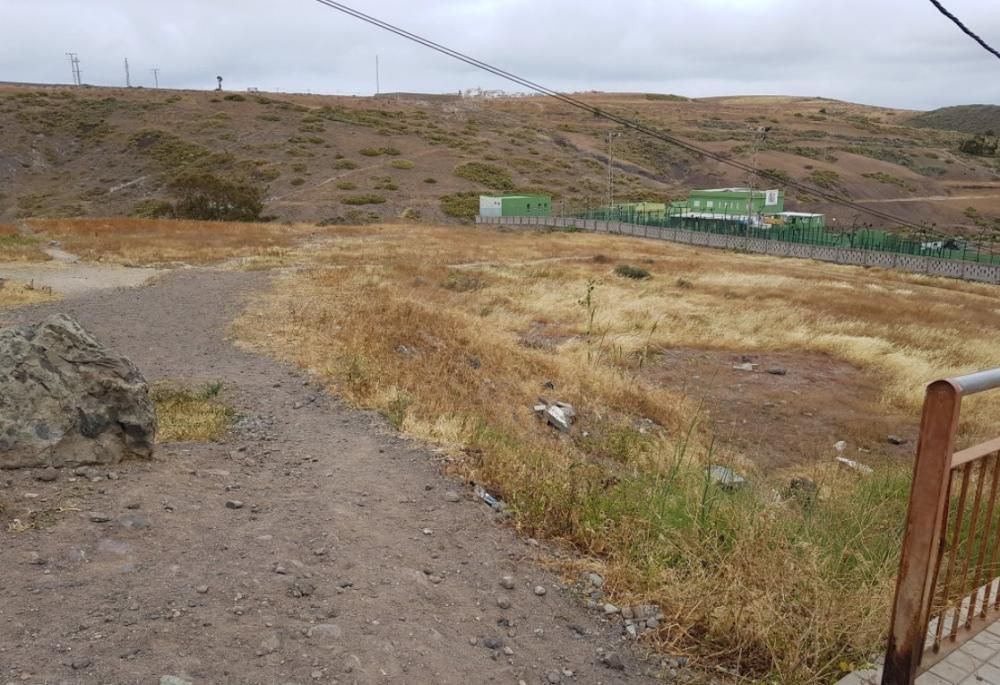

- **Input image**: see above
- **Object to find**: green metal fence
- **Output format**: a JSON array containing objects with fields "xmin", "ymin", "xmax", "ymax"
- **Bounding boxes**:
[{"xmin": 574, "ymin": 207, "xmax": 1000, "ymax": 265}]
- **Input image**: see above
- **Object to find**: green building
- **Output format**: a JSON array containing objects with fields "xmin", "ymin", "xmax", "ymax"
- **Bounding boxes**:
[
  {"xmin": 479, "ymin": 194, "xmax": 551, "ymax": 218},
  {"xmin": 684, "ymin": 187, "xmax": 785, "ymax": 216}
]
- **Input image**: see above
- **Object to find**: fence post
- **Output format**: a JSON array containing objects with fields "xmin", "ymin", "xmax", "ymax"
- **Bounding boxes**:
[{"xmin": 882, "ymin": 380, "xmax": 962, "ymax": 685}]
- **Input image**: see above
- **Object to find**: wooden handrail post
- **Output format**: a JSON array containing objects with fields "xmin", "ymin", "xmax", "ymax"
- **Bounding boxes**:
[{"xmin": 883, "ymin": 380, "xmax": 962, "ymax": 684}]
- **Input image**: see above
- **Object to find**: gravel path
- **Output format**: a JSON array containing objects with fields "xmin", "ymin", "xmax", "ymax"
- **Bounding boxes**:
[{"xmin": 0, "ymin": 270, "xmax": 665, "ymax": 685}]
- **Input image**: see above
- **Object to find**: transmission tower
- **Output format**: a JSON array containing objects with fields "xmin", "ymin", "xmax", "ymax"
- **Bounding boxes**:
[
  {"xmin": 65, "ymin": 53, "xmax": 81, "ymax": 86},
  {"xmin": 151, "ymin": 68, "xmax": 160, "ymax": 89}
]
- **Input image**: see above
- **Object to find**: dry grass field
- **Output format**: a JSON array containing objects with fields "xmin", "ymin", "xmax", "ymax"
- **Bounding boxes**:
[
  {"xmin": 230, "ymin": 222, "xmax": 1000, "ymax": 683},
  {"xmin": 0, "ymin": 279, "xmax": 57, "ymax": 308},
  {"xmin": 23, "ymin": 217, "xmax": 308, "ymax": 267},
  {"xmin": 0, "ymin": 223, "xmax": 49, "ymax": 262}
]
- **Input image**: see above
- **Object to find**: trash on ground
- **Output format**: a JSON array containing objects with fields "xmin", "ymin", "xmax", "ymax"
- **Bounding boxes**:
[
  {"xmin": 835, "ymin": 456, "xmax": 874, "ymax": 475},
  {"xmin": 732, "ymin": 362, "xmax": 756, "ymax": 372},
  {"xmin": 706, "ymin": 465, "xmax": 748, "ymax": 490},
  {"xmin": 474, "ymin": 484, "xmax": 505, "ymax": 511}
]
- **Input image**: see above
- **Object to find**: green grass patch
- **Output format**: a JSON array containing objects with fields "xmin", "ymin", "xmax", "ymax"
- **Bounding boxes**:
[
  {"xmin": 341, "ymin": 193, "xmax": 386, "ymax": 206},
  {"xmin": 439, "ymin": 192, "xmax": 480, "ymax": 219},
  {"xmin": 390, "ymin": 159, "xmax": 415, "ymax": 170},
  {"xmin": 454, "ymin": 162, "xmax": 514, "ymax": 191},
  {"xmin": 152, "ymin": 382, "xmax": 233, "ymax": 442}
]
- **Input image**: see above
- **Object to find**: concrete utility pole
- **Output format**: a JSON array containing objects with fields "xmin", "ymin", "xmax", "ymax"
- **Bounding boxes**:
[
  {"xmin": 607, "ymin": 131, "xmax": 621, "ymax": 215},
  {"xmin": 745, "ymin": 125, "xmax": 770, "ymax": 231},
  {"xmin": 125, "ymin": 58, "xmax": 131, "ymax": 87},
  {"xmin": 375, "ymin": 55, "xmax": 380, "ymax": 95},
  {"xmin": 65, "ymin": 53, "xmax": 81, "ymax": 86},
  {"xmin": 151, "ymin": 68, "xmax": 160, "ymax": 88}
]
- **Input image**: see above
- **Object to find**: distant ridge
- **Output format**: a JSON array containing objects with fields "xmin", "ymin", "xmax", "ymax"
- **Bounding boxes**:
[{"xmin": 910, "ymin": 105, "xmax": 1000, "ymax": 134}]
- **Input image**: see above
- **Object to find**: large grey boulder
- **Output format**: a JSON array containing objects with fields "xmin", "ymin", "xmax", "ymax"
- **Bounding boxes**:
[{"xmin": 0, "ymin": 314, "xmax": 156, "ymax": 469}]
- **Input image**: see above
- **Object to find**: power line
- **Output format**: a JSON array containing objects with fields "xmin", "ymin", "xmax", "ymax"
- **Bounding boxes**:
[
  {"xmin": 309, "ymin": 0, "xmax": 935, "ymax": 231},
  {"xmin": 927, "ymin": 0, "xmax": 1000, "ymax": 61}
]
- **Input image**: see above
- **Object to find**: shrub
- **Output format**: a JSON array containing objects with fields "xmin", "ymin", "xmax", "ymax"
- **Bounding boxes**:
[
  {"xmin": 131, "ymin": 199, "xmax": 175, "ymax": 219},
  {"xmin": 341, "ymin": 193, "xmax": 386, "ymax": 205},
  {"xmin": 290, "ymin": 177, "xmax": 306, "ymax": 187},
  {"xmin": 423, "ymin": 177, "xmax": 438, "ymax": 184},
  {"xmin": 453, "ymin": 162, "xmax": 514, "ymax": 191},
  {"xmin": 614, "ymin": 264, "xmax": 651, "ymax": 280},
  {"xmin": 223, "ymin": 93, "xmax": 246, "ymax": 102},
  {"xmin": 335, "ymin": 181, "xmax": 357, "ymax": 190},
  {"xmin": 167, "ymin": 173, "xmax": 265, "ymax": 222},
  {"xmin": 390, "ymin": 159, "xmax": 415, "ymax": 170},
  {"xmin": 359, "ymin": 146, "xmax": 401, "ymax": 157},
  {"xmin": 334, "ymin": 159, "xmax": 358, "ymax": 169},
  {"xmin": 440, "ymin": 192, "xmax": 480, "ymax": 219}
]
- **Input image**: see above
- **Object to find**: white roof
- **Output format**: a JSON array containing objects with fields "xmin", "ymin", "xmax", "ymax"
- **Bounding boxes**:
[{"xmin": 777, "ymin": 212, "xmax": 824, "ymax": 217}]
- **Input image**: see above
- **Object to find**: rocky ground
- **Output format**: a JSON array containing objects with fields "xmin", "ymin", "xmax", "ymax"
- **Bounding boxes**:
[{"xmin": 0, "ymin": 270, "xmax": 681, "ymax": 685}]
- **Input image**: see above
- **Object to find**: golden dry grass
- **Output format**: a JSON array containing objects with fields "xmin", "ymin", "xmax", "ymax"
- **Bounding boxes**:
[
  {"xmin": 233, "ymin": 223, "xmax": 999, "ymax": 683},
  {"xmin": 153, "ymin": 383, "xmax": 232, "ymax": 442},
  {"xmin": 0, "ymin": 223, "xmax": 50, "ymax": 262},
  {"xmin": 25, "ymin": 218, "xmax": 309, "ymax": 267},
  {"xmin": 0, "ymin": 279, "xmax": 58, "ymax": 308}
]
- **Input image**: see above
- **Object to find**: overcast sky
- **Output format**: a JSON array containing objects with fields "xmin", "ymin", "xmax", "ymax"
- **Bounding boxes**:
[{"xmin": 2, "ymin": 0, "xmax": 998, "ymax": 110}]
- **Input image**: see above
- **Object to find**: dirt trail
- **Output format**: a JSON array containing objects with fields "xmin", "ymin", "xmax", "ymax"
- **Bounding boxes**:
[{"xmin": 0, "ymin": 271, "xmax": 664, "ymax": 685}]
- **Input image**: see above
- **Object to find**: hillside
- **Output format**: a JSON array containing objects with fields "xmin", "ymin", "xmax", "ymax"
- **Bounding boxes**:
[
  {"xmin": 1, "ymin": 84, "xmax": 999, "ymax": 231},
  {"xmin": 909, "ymin": 104, "xmax": 1000, "ymax": 135}
]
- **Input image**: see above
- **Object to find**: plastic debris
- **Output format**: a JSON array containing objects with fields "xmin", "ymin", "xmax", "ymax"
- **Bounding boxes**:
[
  {"xmin": 706, "ymin": 465, "xmax": 748, "ymax": 490},
  {"xmin": 836, "ymin": 456, "xmax": 874, "ymax": 475},
  {"xmin": 732, "ymin": 362, "xmax": 756, "ymax": 372},
  {"xmin": 474, "ymin": 484, "xmax": 504, "ymax": 511}
]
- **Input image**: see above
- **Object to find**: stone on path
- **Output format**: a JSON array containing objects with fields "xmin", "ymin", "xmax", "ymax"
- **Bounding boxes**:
[{"xmin": 0, "ymin": 314, "xmax": 156, "ymax": 469}]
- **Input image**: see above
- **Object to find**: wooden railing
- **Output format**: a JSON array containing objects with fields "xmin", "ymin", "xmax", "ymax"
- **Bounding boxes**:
[{"xmin": 883, "ymin": 368, "xmax": 1000, "ymax": 684}]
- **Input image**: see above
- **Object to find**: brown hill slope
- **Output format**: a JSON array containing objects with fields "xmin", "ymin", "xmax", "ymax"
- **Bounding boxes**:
[{"xmin": 2, "ymin": 85, "xmax": 998, "ymax": 231}]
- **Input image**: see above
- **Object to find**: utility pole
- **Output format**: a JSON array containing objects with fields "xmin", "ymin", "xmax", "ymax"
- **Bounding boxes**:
[
  {"xmin": 151, "ymin": 68, "xmax": 160, "ymax": 89},
  {"xmin": 65, "ymin": 53, "xmax": 81, "ymax": 86},
  {"xmin": 124, "ymin": 58, "xmax": 131, "ymax": 88},
  {"xmin": 745, "ymin": 125, "xmax": 770, "ymax": 232},
  {"xmin": 607, "ymin": 130, "xmax": 620, "ymax": 217},
  {"xmin": 375, "ymin": 55, "xmax": 381, "ymax": 95}
]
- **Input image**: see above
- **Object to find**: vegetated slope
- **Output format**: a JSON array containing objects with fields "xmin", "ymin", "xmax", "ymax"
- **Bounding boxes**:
[
  {"xmin": 909, "ymin": 104, "xmax": 1000, "ymax": 135},
  {"xmin": 1, "ymin": 84, "xmax": 998, "ymax": 230}
]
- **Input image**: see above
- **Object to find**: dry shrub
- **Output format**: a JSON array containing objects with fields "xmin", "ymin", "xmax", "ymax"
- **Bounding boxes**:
[
  {"xmin": 0, "ymin": 224, "xmax": 50, "ymax": 262},
  {"xmin": 153, "ymin": 382, "xmax": 232, "ymax": 442},
  {"xmin": 234, "ymin": 223, "xmax": 1000, "ymax": 682}
]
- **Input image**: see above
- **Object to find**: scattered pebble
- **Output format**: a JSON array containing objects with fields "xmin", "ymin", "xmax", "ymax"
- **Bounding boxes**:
[
  {"xmin": 546, "ymin": 671, "xmax": 562, "ymax": 684},
  {"xmin": 225, "ymin": 500, "xmax": 244, "ymax": 510},
  {"xmin": 603, "ymin": 603, "xmax": 619, "ymax": 615},
  {"xmin": 421, "ymin": 528, "xmax": 433, "ymax": 535},
  {"xmin": 443, "ymin": 490, "xmax": 461, "ymax": 503},
  {"xmin": 601, "ymin": 651, "xmax": 625, "ymax": 671},
  {"xmin": 497, "ymin": 597, "xmax": 511, "ymax": 610},
  {"xmin": 534, "ymin": 585, "xmax": 547, "ymax": 596},
  {"xmin": 195, "ymin": 585, "xmax": 209, "ymax": 594},
  {"xmin": 88, "ymin": 512, "xmax": 111, "ymax": 523},
  {"xmin": 500, "ymin": 576, "xmax": 515, "ymax": 590},
  {"xmin": 36, "ymin": 467, "xmax": 58, "ymax": 483}
]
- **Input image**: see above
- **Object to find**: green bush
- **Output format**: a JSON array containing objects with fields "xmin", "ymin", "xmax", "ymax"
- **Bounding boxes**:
[
  {"xmin": 334, "ymin": 159, "xmax": 358, "ymax": 169},
  {"xmin": 167, "ymin": 173, "xmax": 265, "ymax": 221},
  {"xmin": 360, "ymin": 146, "xmax": 401, "ymax": 157},
  {"xmin": 423, "ymin": 177, "xmax": 438, "ymax": 184},
  {"xmin": 439, "ymin": 192, "xmax": 480, "ymax": 219},
  {"xmin": 390, "ymin": 159, "xmax": 415, "ymax": 170},
  {"xmin": 341, "ymin": 193, "xmax": 386, "ymax": 206},
  {"xmin": 453, "ymin": 162, "xmax": 514, "ymax": 191},
  {"xmin": 290, "ymin": 177, "xmax": 306, "ymax": 186},
  {"xmin": 131, "ymin": 199, "xmax": 175, "ymax": 219},
  {"xmin": 223, "ymin": 93, "xmax": 246, "ymax": 102},
  {"xmin": 336, "ymin": 181, "xmax": 357, "ymax": 190},
  {"xmin": 614, "ymin": 264, "xmax": 651, "ymax": 280}
]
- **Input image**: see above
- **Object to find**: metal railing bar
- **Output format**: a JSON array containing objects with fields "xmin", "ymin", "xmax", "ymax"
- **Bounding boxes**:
[
  {"xmin": 957, "ymin": 459, "xmax": 989, "ymax": 632},
  {"xmin": 952, "ymin": 369, "xmax": 1000, "ymax": 397},
  {"xmin": 973, "ymin": 453, "xmax": 1000, "ymax": 620},
  {"xmin": 939, "ymin": 463, "xmax": 973, "ymax": 646}
]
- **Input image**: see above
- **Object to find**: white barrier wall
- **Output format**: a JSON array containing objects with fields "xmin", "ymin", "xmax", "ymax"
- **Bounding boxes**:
[{"xmin": 475, "ymin": 216, "xmax": 1000, "ymax": 285}]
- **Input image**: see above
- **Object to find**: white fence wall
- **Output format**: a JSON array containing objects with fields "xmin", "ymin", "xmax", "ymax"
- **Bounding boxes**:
[{"xmin": 475, "ymin": 216, "xmax": 1000, "ymax": 285}]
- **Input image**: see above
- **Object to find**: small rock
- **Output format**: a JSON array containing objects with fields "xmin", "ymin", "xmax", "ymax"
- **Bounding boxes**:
[
  {"xmin": 766, "ymin": 367, "xmax": 787, "ymax": 376},
  {"xmin": 273, "ymin": 563, "xmax": 288, "ymax": 575},
  {"xmin": 561, "ymin": 669, "xmax": 574, "ymax": 677},
  {"xmin": 588, "ymin": 573, "xmax": 604, "ymax": 588},
  {"xmin": 500, "ymin": 576, "xmax": 515, "ymax": 590},
  {"xmin": 195, "ymin": 585, "xmax": 209, "ymax": 594},
  {"xmin": 503, "ymin": 646, "xmax": 514, "ymax": 656},
  {"xmin": 225, "ymin": 500, "xmax": 244, "ymax": 510},
  {"xmin": 88, "ymin": 512, "xmax": 111, "ymax": 523},
  {"xmin": 160, "ymin": 678, "xmax": 193, "ymax": 685},
  {"xmin": 70, "ymin": 656, "xmax": 93, "ymax": 670},
  {"xmin": 626, "ymin": 624, "xmax": 639, "ymax": 639},
  {"xmin": 534, "ymin": 585, "xmax": 547, "ymax": 596},
  {"xmin": 259, "ymin": 632, "xmax": 281, "ymax": 655},
  {"xmin": 888, "ymin": 435, "xmax": 907, "ymax": 446},
  {"xmin": 311, "ymin": 670, "xmax": 323, "ymax": 680},
  {"xmin": 603, "ymin": 603, "xmax": 620, "ymax": 615},
  {"xmin": 497, "ymin": 597, "xmax": 511, "ymax": 610},
  {"xmin": 646, "ymin": 617, "xmax": 660, "ymax": 629},
  {"xmin": 421, "ymin": 528, "xmax": 433, "ymax": 535},
  {"xmin": 546, "ymin": 672, "xmax": 562, "ymax": 684},
  {"xmin": 443, "ymin": 490, "xmax": 461, "ymax": 503},
  {"xmin": 36, "ymin": 468, "xmax": 58, "ymax": 482},
  {"xmin": 601, "ymin": 651, "xmax": 625, "ymax": 671},
  {"xmin": 482, "ymin": 637, "xmax": 503, "ymax": 650}
]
